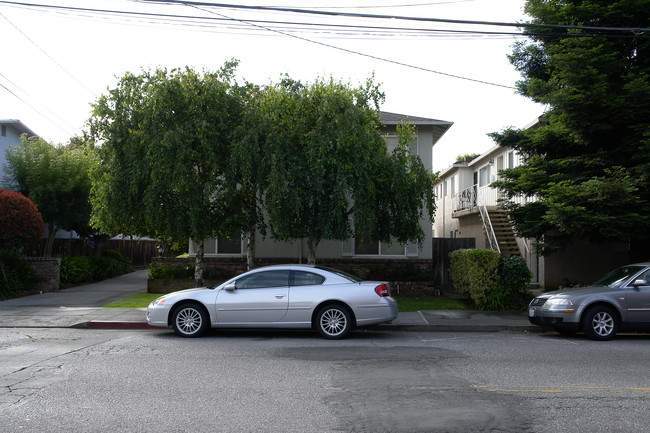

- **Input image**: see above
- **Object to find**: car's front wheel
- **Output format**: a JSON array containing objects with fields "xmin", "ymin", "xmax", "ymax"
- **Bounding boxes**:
[
  {"xmin": 172, "ymin": 303, "xmax": 209, "ymax": 338},
  {"xmin": 581, "ymin": 305, "xmax": 618, "ymax": 341},
  {"xmin": 316, "ymin": 304, "xmax": 352, "ymax": 339}
]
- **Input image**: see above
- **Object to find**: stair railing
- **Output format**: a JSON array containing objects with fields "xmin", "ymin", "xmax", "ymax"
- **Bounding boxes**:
[{"xmin": 479, "ymin": 205, "xmax": 500, "ymax": 254}]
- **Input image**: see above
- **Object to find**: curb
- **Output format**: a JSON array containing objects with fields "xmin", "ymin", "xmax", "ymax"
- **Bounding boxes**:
[{"xmin": 85, "ymin": 321, "xmax": 162, "ymax": 330}]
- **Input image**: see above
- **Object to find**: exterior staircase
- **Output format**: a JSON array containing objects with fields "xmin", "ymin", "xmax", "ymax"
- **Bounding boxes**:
[
  {"xmin": 478, "ymin": 206, "xmax": 521, "ymax": 256},
  {"xmin": 486, "ymin": 208, "xmax": 520, "ymax": 256}
]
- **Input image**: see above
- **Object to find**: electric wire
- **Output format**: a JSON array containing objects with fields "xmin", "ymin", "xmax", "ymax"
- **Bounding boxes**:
[
  {"xmin": 144, "ymin": 0, "xmax": 650, "ymax": 34},
  {"xmin": 188, "ymin": 2, "xmax": 518, "ymax": 89},
  {"xmin": 0, "ymin": 11, "xmax": 96, "ymax": 97}
]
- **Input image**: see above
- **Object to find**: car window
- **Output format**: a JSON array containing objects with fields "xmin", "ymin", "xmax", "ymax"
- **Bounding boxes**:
[
  {"xmin": 291, "ymin": 271, "xmax": 325, "ymax": 287},
  {"xmin": 235, "ymin": 270, "xmax": 289, "ymax": 289},
  {"xmin": 314, "ymin": 266, "xmax": 362, "ymax": 283},
  {"xmin": 593, "ymin": 265, "xmax": 646, "ymax": 288}
]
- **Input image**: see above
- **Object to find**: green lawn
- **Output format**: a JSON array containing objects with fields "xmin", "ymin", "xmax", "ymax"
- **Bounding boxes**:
[
  {"xmin": 103, "ymin": 293, "xmax": 468, "ymax": 311},
  {"xmin": 102, "ymin": 293, "xmax": 161, "ymax": 308},
  {"xmin": 395, "ymin": 297, "xmax": 467, "ymax": 311}
]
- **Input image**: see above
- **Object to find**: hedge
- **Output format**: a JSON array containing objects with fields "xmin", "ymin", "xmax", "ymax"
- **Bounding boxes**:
[{"xmin": 449, "ymin": 249, "xmax": 532, "ymax": 310}]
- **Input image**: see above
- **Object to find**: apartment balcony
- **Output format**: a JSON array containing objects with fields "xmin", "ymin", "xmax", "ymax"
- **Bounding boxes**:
[
  {"xmin": 452, "ymin": 185, "xmax": 534, "ymax": 218},
  {"xmin": 451, "ymin": 186, "xmax": 498, "ymax": 217}
]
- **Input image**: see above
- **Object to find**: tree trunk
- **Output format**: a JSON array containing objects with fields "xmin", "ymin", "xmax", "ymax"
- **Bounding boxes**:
[
  {"xmin": 306, "ymin": 237, "xmax": 318, "ymax": 265},
  {"xmin": 43, "ymin": 222, "xmax": 57, "ymax": 257},
  {"xmin": 194, "ymin": 239, "xmax": 204, "ymax": 287},
  {"xmin": 246, "ymin": 227, "xmax": 256, "ymax": 271}
]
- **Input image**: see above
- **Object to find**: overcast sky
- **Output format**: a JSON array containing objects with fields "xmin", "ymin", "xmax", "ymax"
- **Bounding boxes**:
[{"xmin": 0, "ymin": 0, "xmax": 543, "ymax": 172}]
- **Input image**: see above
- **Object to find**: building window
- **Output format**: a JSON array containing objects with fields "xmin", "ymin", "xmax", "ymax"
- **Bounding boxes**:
[
  {"xmin": 1, "ymin": 125, "xmax": 6, "ymax": 137},
  {"xmin": 354, "ymin": 235, "xmax": 405, "ymax": 256},
  {"xmin": 192, "ymin": 230, "xmax": 242, "ymax": 255},
  {"xmin": 217, "ymin": 231, "xmax": 242, "ymax": 254},
  {"xmin": 478, "ymin": 165, "xmax": 491, "ymax": 187}
]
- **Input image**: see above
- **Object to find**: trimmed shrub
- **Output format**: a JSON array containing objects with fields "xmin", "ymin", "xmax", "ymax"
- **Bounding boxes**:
[
  {"xmin": 60, "ymin": 256, "xmax": 93, "ymax": 284},
  {"xmin": 450, "ymin": 249, "xmax": 533, "ymax": 310},
  {"xmin": 0, "ymin": 250, "xmax": 37, "ymax": 298},
  {"xmin": 449, "ymin": 249, "xmax": 500, "ymax": 310},
  {"xmin": 60, "ymin": 251, "xmax": 131, "ymax": 284},
  {"xmin": 148, "ymin": 264, "xmax": 235, "ymax": 281},
  {"xmin": 148, "ymin": 264, "xmax": 193, "ymax": 280}
]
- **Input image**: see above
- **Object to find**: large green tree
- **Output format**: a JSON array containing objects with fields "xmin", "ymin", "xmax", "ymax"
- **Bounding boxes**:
[
  {"xmin": 261, "ymin": 77, "xmax": 435, "ymax": 263},
  {"xmin": 491, "ymin": 0, "xmax": 650, "ymax": 255},
  {"xmin": 89, "ymin": 63, "xmax": 244, "ymax": 286},
  {"xmin": 3, "ymin": 136, "xmax": 96, "ymax": 256}
]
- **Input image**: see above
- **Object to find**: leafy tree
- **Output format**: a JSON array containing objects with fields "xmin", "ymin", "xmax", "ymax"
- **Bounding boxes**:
[
  {"xmin": 88, "ymin": 63, "xmax": 244, "ymax": 286},
  {"xmin": 227, "ymin": 83, "xmax": 271, "ymax": 270},
  {"xmin": 491, "ymin": 0, "xmax": 650, "ymax": 255},
  {"xmin": 0, "ymin": 188, "xmax": 44, "ymax": 249},
  {"xmin": 261, "ymin": 77, "xmax": 435, "ymax": 263},
  {"xmin": 3, "ymin": 136, "xmax": 96, "ymax": 256}
]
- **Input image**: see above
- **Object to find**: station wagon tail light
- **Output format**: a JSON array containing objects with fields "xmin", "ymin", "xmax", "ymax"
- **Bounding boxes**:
[{"xmin": 374, "ymin": 284, "xmax": 390, "ymax": 297}]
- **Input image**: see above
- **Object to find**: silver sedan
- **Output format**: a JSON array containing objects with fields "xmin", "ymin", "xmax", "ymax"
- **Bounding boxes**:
[
  {"xmin": 528, "ymin": 263, "xmax": 650, "ymax": 340},
  {"xmin": 147, "ymin": 264, "xmax": 398, "ymax": 339}
]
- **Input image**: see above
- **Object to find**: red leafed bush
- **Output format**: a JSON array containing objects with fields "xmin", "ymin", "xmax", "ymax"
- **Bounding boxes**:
[{"xmin": 0, "ymin": 189, "xmax": 44, "ymax": 247}]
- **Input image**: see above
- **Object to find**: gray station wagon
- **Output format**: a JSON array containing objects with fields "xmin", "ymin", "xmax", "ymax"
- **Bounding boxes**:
[{"xmin": 528, "ymin": 263, "xmax": 650, "ymax": 340}]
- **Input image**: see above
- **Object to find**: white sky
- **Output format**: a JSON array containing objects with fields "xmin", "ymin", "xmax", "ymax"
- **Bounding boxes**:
[{"xmin": 0, "ymin": 0, "xmax": 543, "ymax": 172}]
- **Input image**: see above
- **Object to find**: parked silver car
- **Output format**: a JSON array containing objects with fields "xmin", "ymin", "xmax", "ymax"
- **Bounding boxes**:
[
  {"xmin": 147, "ymin": 264, "xmax": 398, "ymax": 339},
  {"xmin": 528, "ymin": 263, "xmax": 650, "ymax": 340}
]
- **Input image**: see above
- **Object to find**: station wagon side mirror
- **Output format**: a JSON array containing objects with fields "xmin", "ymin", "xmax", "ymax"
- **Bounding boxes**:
[
  {"xmin": 224, "ymin": 283, "xmax": 237, "ymax": 291},
  {"xmin": 632, "ymin": 279, "xmax": 647, "ymax": 287}
]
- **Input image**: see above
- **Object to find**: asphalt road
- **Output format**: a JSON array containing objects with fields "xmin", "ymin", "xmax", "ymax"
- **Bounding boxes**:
[{"xmin": 2, "ymin": 328, "xmax": 649, "ymax": 432}]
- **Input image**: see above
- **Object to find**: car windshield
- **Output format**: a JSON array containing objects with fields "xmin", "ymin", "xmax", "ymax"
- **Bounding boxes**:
[{"xmin": 592, "ymin": 265, "xmax": 646, "ymax": 288}]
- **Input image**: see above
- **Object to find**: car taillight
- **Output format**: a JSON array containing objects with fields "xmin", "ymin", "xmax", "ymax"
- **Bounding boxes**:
[{"xmin": 374, "ymin": 283, "xmax": 389, "ymax": 297}]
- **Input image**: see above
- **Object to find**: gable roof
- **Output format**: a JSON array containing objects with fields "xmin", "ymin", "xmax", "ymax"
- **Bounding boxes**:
[
  {"xmin": 379, "ymin": 111, "xmax": 453, "ymax": 146},
  {"xmin": 0, "ymin": 119, "xmax": 37, "ymax": 137},
  {"xmin": 380, "ymin": 111, "xmax": 452, "ymax": 127}
]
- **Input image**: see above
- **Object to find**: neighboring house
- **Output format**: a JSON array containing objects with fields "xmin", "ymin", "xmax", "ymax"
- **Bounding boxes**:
[
  {"xmin": 433, "ymin": 119, "xmax": 631, "ymax": 289},
  {"xmin": 0, "ymin": 119, "xmax": 37, "ymax": 188},
  {"xmin": 190, "ymin": 111, "xmax": 453, "ymax": 262}
]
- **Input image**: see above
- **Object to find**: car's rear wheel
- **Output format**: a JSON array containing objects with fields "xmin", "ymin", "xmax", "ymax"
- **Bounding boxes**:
[
  {"xmin": 172, "ymin": 303, "xmax": 209, "ymax": 338},
  {"xmin": 581, "ymin": 306, "xmax": 618, "ymax": 341},
  {"xmin": 316, "ymin": 304, "xmax": 352, "ymax": 339}
]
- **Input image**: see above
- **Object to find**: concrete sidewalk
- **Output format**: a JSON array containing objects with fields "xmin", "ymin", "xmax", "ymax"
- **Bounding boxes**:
[{"xmin": 0, "ymin": 270, "xmax": 540, "ymax": 333}]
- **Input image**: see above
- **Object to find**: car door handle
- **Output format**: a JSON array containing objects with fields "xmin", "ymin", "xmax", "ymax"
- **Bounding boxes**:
[{"xmin": 275, "ymin": 295, "xmax": 285, "ymax": 299}]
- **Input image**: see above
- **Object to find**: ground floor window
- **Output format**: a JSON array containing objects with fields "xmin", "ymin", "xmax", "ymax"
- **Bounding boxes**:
[
  {"xmin": 192, "ymin": 230, "xmax": 242, "ymax": 255},
  {"xmin": 354, "ymin": 235, "xmax": 405, "ymax": 256}
]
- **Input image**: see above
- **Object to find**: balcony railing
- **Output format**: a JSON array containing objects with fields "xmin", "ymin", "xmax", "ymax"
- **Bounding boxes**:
[{"xmin": 452, "ymin": 185, "xmax": 534, "ymax": 214}]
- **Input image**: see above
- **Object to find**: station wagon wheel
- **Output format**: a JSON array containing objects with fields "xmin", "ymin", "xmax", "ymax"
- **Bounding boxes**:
[
  {"xmin": 172, "ymin": 303, "xmax": 209, "ymax": 338},
  {"xmin": 316, "ymin": 304, "xmax": 352, "ymax": 339},
  {"xmin": 581, "ymin": 306, "xmax": 618, "ymax": 341}
]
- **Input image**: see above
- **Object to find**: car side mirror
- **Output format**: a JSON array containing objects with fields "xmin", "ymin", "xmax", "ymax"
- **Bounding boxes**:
[
  {"xmin": 224, "ymin": 283, "xmax": 237, "ymax": 291},
  {"xmin": 632, "ymin": 279, "xmax": 647, "ymax": 287}
]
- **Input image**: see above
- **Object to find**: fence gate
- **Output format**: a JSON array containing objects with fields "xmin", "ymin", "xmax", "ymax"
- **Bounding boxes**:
[{"xmin": 432, "ymin": 238, "xmax": 475, "ymax": 291}]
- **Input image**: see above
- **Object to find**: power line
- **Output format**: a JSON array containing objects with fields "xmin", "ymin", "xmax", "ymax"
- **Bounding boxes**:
[
  {"xmin": 0, "ymin": 11, "xmax": 96, "ymax": 97},
  {"xmin": 188, "ymin": 3, "xmax": 517, "ymax": 89},
  {"xmin": 0, "ymin": 73, "xmax": 79, "ymax": 137},
  {"xmin": 144, "ymin": 0, "xmax": 650, "ymax": 34}
]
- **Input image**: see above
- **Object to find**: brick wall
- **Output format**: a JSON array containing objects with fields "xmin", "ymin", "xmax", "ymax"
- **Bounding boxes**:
[{"xmin": 24, "ymin": 257, "xmax": 61, "ymax": 292}]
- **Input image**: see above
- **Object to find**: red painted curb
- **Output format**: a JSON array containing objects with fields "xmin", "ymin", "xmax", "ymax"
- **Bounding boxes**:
[{"xmin": 86, "ymin": 321, "xmax": 163, "ymax": 330}]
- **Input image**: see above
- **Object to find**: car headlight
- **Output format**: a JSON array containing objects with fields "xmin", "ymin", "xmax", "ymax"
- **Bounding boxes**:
[
  {"xmin": 150, "ymin": 296, "xmax": 167, "ymax": 307},
  {"xmin": 544, "ymin": 298, "xmax": 574, "ymax": 311}
]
